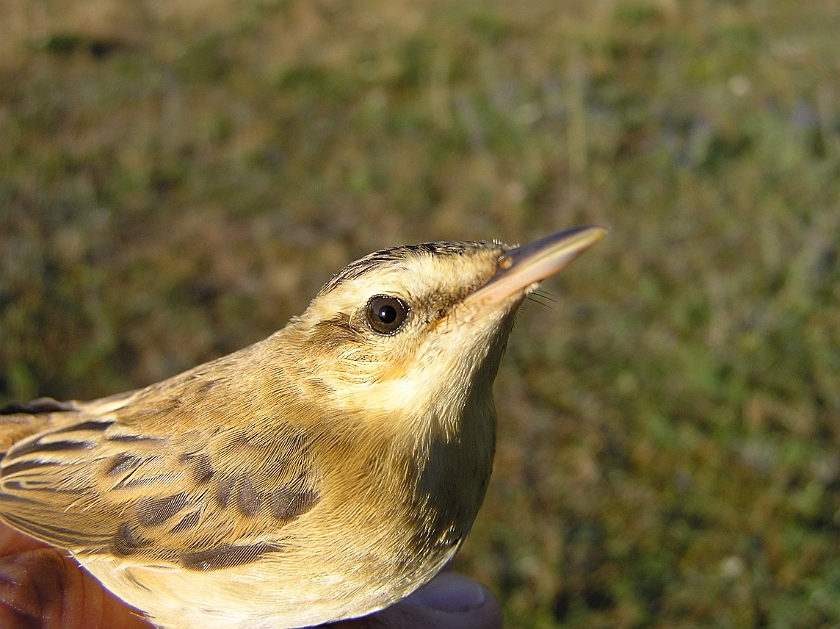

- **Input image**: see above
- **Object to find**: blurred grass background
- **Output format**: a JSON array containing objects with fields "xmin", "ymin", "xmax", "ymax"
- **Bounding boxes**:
[{"xmin": 2, "ymin": 0, "xmax": 840, "ymax": 626}]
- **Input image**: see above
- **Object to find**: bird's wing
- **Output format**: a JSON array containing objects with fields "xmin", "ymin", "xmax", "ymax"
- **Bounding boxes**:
[{"xmin": 0, "ymin": 383, "xmax": 321, "ymax": 572}]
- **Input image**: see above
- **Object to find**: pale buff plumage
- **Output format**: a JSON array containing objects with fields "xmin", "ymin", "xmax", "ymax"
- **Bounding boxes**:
[{"xmin": 0, "ymin": 226, "xmax": 605, "ymax": 629}]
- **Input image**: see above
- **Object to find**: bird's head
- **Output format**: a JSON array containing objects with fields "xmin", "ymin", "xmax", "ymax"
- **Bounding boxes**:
[{"xmin": 280, "ymin": 226, "xmax": 606, "ymax": 443}]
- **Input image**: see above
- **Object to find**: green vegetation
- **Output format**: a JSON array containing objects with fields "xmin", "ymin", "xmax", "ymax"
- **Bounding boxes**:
[{"xmin": 2, "ymin": 0, "xmax": 840, "ymax": 626}]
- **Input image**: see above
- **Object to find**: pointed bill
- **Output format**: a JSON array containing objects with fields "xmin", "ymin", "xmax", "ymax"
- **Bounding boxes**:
[{"xmin": 462, "ymin": 225, "xmax": 608, "ymax": 309}]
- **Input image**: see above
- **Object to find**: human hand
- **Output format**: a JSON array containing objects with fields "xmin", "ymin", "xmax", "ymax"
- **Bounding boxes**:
[
  {"xmin": 0, "ymin": 522, "xmax": 502, "ymax": 629},
  {"xmin": 328, "ymin": 571, "xmax": 504, "ymax": 629}
]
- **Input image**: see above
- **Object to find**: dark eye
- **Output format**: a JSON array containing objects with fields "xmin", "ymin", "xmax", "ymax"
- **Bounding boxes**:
[{"xmin": 366, "ymin": 295, "xmax": 409, "ymax": 335}]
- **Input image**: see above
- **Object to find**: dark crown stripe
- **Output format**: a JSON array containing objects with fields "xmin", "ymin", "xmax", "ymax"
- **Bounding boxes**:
[{"xmin": 319, "ymin": 241, "xmax": 495, "ymax": 294}]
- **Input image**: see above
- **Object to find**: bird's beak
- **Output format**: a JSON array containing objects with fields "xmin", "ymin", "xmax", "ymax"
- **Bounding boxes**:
[{"xmin": 461, "ymin": 225, "xmax": 608, "ymax": 309}]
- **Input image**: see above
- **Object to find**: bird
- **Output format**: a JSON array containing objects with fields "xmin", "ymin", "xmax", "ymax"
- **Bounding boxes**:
[{"xmin": 0, "ymin": 225, "xmax": 606, "ymax": 629}]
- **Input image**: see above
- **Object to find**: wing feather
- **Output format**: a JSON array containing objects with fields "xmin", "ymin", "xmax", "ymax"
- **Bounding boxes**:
[{"xmin": 0, "ymin": 384, "xmax": 321, "ymax": 572}]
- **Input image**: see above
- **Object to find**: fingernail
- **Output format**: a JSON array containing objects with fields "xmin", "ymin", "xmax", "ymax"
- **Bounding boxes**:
[{"xmin": 403, "ymin": 573, "xmax": 486, "ymax": 613}]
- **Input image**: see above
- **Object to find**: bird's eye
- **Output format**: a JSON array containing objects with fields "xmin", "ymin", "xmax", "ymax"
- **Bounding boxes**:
[{"xmin": 366, "ymin": 295, "xmax": 409, "ymax": 335}]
